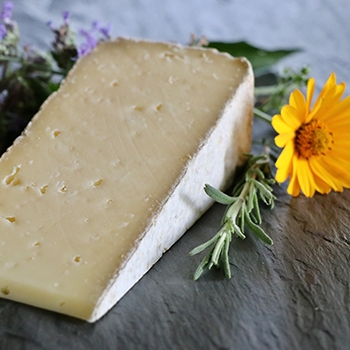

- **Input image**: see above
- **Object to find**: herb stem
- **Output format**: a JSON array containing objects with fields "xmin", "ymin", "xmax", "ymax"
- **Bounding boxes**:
[
  {"xmin": 253, "ymin": 107, "xmax": 272, "ymax": 124},
  {"xmin": 254, "ymin": 85, "xmax": 280, "ymax": 96},
  {"xmin": 0, "ymin": 55, "xmax": 67, "ymax": 76},
  {"xmin": 191, "ymin": 153, "xmax": 275, "ymax": 279}
]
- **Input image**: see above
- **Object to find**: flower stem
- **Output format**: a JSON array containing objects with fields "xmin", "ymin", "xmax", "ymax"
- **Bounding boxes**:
[
  {"xmin": 253, "ymin": 107, "xmax": 272, "ymax": 124},
  {"xmin": 254, "ymin": 85, "xmax": 280, "ymax": 96}
]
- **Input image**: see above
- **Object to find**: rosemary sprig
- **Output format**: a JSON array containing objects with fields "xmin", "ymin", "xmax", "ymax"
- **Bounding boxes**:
[{"xmin": 190, "ymin": 153, "xmax": 275, "ymax": 280}]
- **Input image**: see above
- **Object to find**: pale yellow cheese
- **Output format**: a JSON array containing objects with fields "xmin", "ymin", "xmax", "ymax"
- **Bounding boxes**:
[{"xmin": 0, "ymin": 38, "xmax": 253, "ymax": 322}]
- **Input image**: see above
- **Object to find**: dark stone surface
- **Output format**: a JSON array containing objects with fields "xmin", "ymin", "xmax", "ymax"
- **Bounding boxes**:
[{"xmin": 1, "ymin": 0, "xmax": 350, "ymax": 349}]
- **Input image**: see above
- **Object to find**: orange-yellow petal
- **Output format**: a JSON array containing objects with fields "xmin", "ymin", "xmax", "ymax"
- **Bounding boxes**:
[
  {"xmin": 275, "ymin": 141, "xmax": 294, "ymax": 183},
  {"xmin": 315, "ymin": 73, "xmax": 337, "ymax": 108},
  {"xmin": 321, "ymin": 156, "xmax": 350, "ymax": 188},
  {"xmin": 324, "ymin": 94, "xmax": 350, "ymax": 122},
  {"xmin": 296, "ymin": 158, "xmax": 316, "ymax": 197},
  {"xmin": 274, "ymin": 132, "xmax": 295, "ymax": 148},
  {"xmin": 271, "ymin": 114, "xmax": 294, "ymax": 134},
  {"xmin": 311, "ymin": 81, "xmax": 346, "ymax": 121},
  {"xmin": 289, "ymin": 89, "xmax": 306, "ymax": 118},
  {"xmin": 312, "ymin": 172, "xmax": 332, "ymax": 194},
  {"xmin": 309, "ymin": 157, "xmax": 345, "ymax": 192},
  {"xmin": 306, "ymin": 77, "xmax": 315, "ymax": 115},
  {"xmin": 280, "ymin": 105, "xmax": 303, "ymax": 129},
  {"xmin": 286, "ymin": 154, "xmax": 301, "ymax": 196}
]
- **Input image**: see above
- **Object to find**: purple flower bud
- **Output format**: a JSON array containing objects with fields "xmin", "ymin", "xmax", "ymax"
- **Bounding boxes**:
[
  {"xmin": 77, "ymin": 20, "xmax": 111, "ymax": 58},
  {"xmin": 1, "ymin": 1, "xmax": 14, "ymax": 22},
  {"xmin": 79, "ymin": 29, "xmax": 97, "ymax": 47},
  {"xmin": 77, "ymin": 42, "xmax": 92, "ymax": 57},
  {"xmin": 92, "ymin": 20, "xmax": 100, "ymax": 31},
  {"xmin": 46, "ymin": 20, "xmax": 53, "ymax": 30},
  {"xmin": 99, "ymin": 23, "xmax": 111, "ymax": 39},
  {"xmin": 78, "ymin": 30, "xmax": 97, "ymax": 57},
  {"xmin": 62, "ymin": 11, "xmax": 70, "ymax": 24},
  {"xmin": 0, "ymin": 23, "xmax": 6, "ymax": 40}
]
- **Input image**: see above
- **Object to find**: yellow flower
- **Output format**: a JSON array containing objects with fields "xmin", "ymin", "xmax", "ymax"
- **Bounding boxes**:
[{"xmin": 272, "ymin": 73, "xmax": 350, "ymax": 197}]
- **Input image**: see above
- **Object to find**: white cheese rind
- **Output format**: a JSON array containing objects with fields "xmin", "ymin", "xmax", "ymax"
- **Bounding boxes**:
[
  {"xmin": 0, "ymin": 38, "xmax": 253, "ymax": 322},
  {"xmin": 92, "ymin": 69, "xmax": 253, "ymax": 322}
]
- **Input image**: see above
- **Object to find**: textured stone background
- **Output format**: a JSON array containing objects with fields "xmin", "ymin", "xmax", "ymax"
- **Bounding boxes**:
[{"xmin": 1, "ymin": 0, "xmax": 350, "ymax": 349}]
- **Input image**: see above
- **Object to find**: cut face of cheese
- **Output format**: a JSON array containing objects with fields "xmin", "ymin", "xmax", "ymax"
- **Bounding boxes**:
[{"xmin": 0, "ymin": 38, "xmax": 253, "ymax": 322}]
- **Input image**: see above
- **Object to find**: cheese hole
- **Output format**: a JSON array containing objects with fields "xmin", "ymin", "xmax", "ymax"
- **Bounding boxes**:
[
  {"xmin": 5, "ymin": 216, "xmax": 16, "ymax": 223},
  {"xmin": 40, "ymin": 185, "xmax": 48, "ymax": 194},
  {"xmin": 156, "ymin": 103, "xmax": 163, "ymax": 111},
  {"xmin": 52, "ymin": 130, "xmax": 61, "ymax": 138},
  {"xmin": 133, "ymin": 105, "xmax": 144, "ymax": 111},
  {"xmin": 59, "ymin": 186, "xmax": 67, "ymax": 193},
  {"xmin": 12, "ymin": 179, "xmax": 21, "ymax": 186},
  {"xmin": 33, "ymin": 241, "xmax": 41, "ymax": 247},
  {"xmin": 111, "ymin": 80, "xmax": 118, "ymax": 87},
  {"xmin": 73, "ymin": 255, "xmax": 81, "ymax": 263},
  {"xmin": 3, "ymin": 165, "xmax": 21, "ymax": 185},
  {"xmin": 1, "ymin": 286, "xmax": 10, "ymax": 295},
  {"xmin": 93, "ymin": 179, "xmax": 103, "ymax": 187}
]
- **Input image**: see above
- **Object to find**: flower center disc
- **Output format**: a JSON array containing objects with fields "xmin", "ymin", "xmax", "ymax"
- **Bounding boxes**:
[{"xmin": 295, "ymin": 120, "xmax": 333, "ymax": 159}]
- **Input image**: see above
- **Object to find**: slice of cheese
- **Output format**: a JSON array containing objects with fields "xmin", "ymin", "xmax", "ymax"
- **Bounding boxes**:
[{"xmin": 0, "ymin": 38, "xmax": 253, "ymax": 322}]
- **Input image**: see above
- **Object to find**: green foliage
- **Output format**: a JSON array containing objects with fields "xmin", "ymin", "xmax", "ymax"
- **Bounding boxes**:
[
  {"xmin": 190, "ymin": 154, "xmax": 275, "ymax": 279},
  {"xmin": 255, "ymin": 66, "xmax": 310, "ymax": 113},
  {"xmin": 207, "ymin": 41, "xmax": 300, "ymax": 72},
  {"xmin": 190, "ymin": 41, "xmax": 309, "ymax": 280},
  {"xmin": 0, "ymin": 4, "xmax": 110, "ymax": 154}
]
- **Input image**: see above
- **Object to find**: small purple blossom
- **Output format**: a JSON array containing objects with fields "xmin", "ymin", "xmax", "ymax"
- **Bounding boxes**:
[
  {"xmin": 0, "ymin": 23, "xmax": 6, "ymax": 40},
  {"xmin": 77, "ymin": 42, "xmax": 92, "ymax": 57},
  {"xmin": 46, "ymin": 20, "xmax": 53, "ymax": 30},
  {"xmin": 79, "ymin": 29, "xmax": 97, "ymax": 46},
  {"xmin": 91, "ymin": 20, "xmax": 111, "ymax": 39},
  {"xmin": 77, "ymin": 29, "xmax": 97, "ymax": 57},
  {"xmin": 62, "ymin": 11, "xmax": 70, "ymax": 24},
  {"xmin": 77, "ymin": 21, "xmax": 112, "ymax": 57},
  {"xmin": 1, "ymin": 1, "xmax": 13, "ymax": 22},
  {"xmin": 99, "ymin": 23, "xmax": 111, "ymax": 39},
  {"xmin": 92, "ymin": 20, "xmax": 100, "ymax": 31}
]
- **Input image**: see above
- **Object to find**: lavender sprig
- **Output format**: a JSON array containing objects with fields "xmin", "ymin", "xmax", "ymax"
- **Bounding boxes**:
[{"xmin": 0, "ymin": 1, "xmax": 112, "ymax": 153}]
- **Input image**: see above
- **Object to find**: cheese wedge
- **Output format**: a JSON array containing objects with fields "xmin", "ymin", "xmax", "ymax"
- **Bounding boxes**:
[{"xmin": 0, "ymin": 38, "xmax": 253, "ymax": 322}]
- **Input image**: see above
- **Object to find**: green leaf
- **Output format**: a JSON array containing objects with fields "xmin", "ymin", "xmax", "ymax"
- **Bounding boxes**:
[
  {"xmin": 189, "ymin": 232, "xmax": 220, "ymax": 256},
  {"xmin": 193, "ymin": 248, "xmax": 214, "ymax": 280},
  {"xmin": 232, "ymin": 221, "xmax": 246, "ymax": 240},
  {"xmin": 211, "ymin": 231, "xmax": 227, "ymax": 266},
  {"xmin": 222, "ymin": 234, "xmax": 232, "ymax": 279},
  {"xmin": 207, "ymin": 41, "xmax": 300, "ymax": 71},
  {"xmin": 244, "ymin": 211, "xmax": 273, "ymax": 245},
  {"xmin": 204, "ymin": 184, "xmax": 236, "ymax": 205}
]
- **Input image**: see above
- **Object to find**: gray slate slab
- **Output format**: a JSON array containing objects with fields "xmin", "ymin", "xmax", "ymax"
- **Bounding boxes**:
[{"xmin": 1, "ymin": 0, "xmax": 350, "ymax": 349}]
